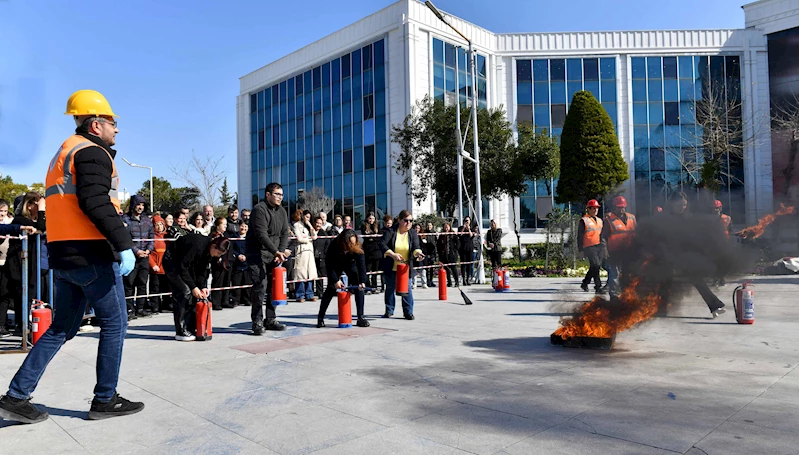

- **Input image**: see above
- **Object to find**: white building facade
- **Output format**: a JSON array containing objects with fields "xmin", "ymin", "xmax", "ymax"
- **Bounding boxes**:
[{"xmin": 238, "ymin": 0, "xmax": 799, "ymax": 242}]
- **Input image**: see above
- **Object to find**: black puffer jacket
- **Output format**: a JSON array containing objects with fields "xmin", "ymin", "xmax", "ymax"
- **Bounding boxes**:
[
  {"xmin": 47, "ymin": 132, "xmax": 133, "ymax": 269},
  {"xmin": 163, "ymin": 233, "xmax": 212, "ymax": 290}
]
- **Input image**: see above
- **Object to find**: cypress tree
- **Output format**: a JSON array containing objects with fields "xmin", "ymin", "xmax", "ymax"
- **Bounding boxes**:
[{"xmin": 555, "ymin": 90, "xmax": 628, "ymax": 204}]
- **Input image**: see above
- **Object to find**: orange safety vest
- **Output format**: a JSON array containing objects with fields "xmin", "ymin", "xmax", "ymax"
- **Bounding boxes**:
[
  {"xmin": 605, "ymin": 212, "xmax": 636, "ymax": 252},
  {"xmin": 581, "ymin": 215, "xmax": 602, "ymax": 248},
  {"xmin": 719, "ymin": 214, "xmax": 731, "ymax": 237},
  {"xmin": 45, "ymin": 135, "xmax": 121, "ymax": 242}
]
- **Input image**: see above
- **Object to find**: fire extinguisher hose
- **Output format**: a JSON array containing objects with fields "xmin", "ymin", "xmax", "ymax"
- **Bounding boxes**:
[{"xmin": 732, "ymin": 285, "xmax": 742, "ymax": 316}]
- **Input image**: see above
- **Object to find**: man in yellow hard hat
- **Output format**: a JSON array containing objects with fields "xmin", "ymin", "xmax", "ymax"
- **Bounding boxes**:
[{"xmin": 0, "ymin": 90, "xmax": 144, "ymax": 424}]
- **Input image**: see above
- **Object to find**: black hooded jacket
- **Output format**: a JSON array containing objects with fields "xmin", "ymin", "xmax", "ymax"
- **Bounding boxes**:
[
  {"xmin": 163, "ymin": 233, "xmax": 213, "ymax": 290},
  {"xmin": 47, "ymin": 131, "xmax": 134, "ymax": 269}
]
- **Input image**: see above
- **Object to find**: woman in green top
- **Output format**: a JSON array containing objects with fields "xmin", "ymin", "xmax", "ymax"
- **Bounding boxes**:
[{"xmin": 379, "ymin": 210, "xmax": 424, "ymax": 320}]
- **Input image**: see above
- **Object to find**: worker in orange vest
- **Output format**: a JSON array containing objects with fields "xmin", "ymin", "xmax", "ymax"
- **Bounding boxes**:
[
  {"xmin": 0, "ymin": 90, "xmax": 143, "ymax": 424},
  {"xmin": 713, "ymin": 199, "xmax": 731, "ymax": 286},
  {"xmin": 578, "ymin": 199, "xmax": 604, "ymax": 293},
  {"xmin": 601, "ymin": 196, "xmax": 636, "ymax": 298}
]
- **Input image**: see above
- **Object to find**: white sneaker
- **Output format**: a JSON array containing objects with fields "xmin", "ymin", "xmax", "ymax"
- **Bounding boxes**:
[
  {"xmin": 712, "ymin": 307, "xmax": 726, "ymax": 319},
  {"xmin": 79, "ymin": 324, "xmax": 94, "ymax": 333},
  {"xmin": 175, "ymin": 334, "xmax": 196, "ymax": 342},
  {"xmin": 421, "ymin": 284, "xmax": 428, "ymax": 289},
  {"xmin": 411, "ymin": 284, "xmax": 417, "ymax": 289}
]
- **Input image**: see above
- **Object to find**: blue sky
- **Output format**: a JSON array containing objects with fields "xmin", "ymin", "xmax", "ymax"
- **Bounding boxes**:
[{"xmin": 0, "ymin": 0, "xmax": 744, "ymax": 198}]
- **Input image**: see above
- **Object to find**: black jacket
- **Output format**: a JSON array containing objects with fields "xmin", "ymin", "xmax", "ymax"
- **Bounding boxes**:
[
  {"xmin": 379, "ymin": 228, "xmax": 422, "ymax": 274},
  {"xmin": 245, "ymin": 200, "xmax": 289, "ymax": 265},
  {"xmin": 313, "ymin": 228, "xmax": 333, "ymax": 260},
  {"xmin": 486, "ymin": 228, "xmax": 502, "ymax": 252},
  {"xmin": 226, "ymin": 217, "xmax": 242, "ymax": 237},
  {"xmin": 324, "ymin": 239, "xmax": 368, "ymax": 285},
  {"xmin": 437, "ymin": 232, "xmax": 460, "ymax": 263},
  {"xmin": 47, "ymin": 132, "xmax": 133, "ymax": 269},
  {"xmin": 458, "ymin": 225, "xmax": 475, "ymax": 255},
  {"xmin": 5, "ymin": 213, "xmax": 46, "ymax": 281},
  {"xmin": 163, "ymin": 233, "xmax": 212, "ymax": 290},
  {"xmin": 228, "ymin": 232, "xmax": 248, "ymax": 271},
  {"xmin": 361, "ymin": 223, "xmax": 382, "ymax": 260}
]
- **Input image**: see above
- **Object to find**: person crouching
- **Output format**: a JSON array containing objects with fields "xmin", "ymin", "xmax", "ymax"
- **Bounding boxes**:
[
  {"xmin": 316, "ymin": 229, "xmax": 370, "ymax": 328},
  {"xmin": 163, "ymin": 234, "xmax": 230, "ymax": 341}
]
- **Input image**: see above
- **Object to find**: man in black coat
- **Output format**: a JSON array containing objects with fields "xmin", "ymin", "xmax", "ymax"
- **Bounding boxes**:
[
  {"xmin": 245, "ymin": 183, "xmax": 290, "ymax": 334},
  {"xmin": 163, "ymin": 234, "xmax": 229, "ymax": 340}
]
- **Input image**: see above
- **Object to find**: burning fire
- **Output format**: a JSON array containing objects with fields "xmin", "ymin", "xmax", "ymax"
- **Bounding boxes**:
[
  {"xmin": 553, "ymin": 278, "xmax": 662, "ymax": 339},
  {"xmin": 736, "ymin": 204, "xmax": 796, "ymax": 240}
]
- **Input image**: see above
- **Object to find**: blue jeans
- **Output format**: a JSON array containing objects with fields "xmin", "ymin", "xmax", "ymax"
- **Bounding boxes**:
[
  {"xmin": 384, "ymin": 270, "xmax": 415, "ymax": 316},
  {"xmin": 295, "ymin": 281, "xmax": 315, "ymax": 300},
  {"xmin": 7, "ymin": 262, "xmax": 127, "ymax": 403}
]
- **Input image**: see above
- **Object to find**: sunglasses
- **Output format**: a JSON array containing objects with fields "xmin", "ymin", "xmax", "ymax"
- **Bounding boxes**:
[{"xmin": 403, "ymin": 218, "xmax": 413, "ymax": 223}]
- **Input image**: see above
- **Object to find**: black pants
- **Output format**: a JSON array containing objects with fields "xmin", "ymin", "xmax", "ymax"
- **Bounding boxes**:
[
  {"xmin": 366, "ymin": 258, "xmax": 380, "ymax": 290},
  {"xmin": 124, "ymin": 257, "xmax": 149, "ymax": 312},
  {"xmin": 230, "ymin": 268, "xmax": 251, "ymax": 307},
  {"xmin": 444, "ymin": 262, "xmax": 459, "ymax": 286},
  {"xmin": 315, "ymin": 258, "xmax": 327, "ymax": 296},
  {"xmin": 166, "ymin": 273, "xmax": 195, "ymax": 336},
  {"xmin": 488, "ymin": 251, "xmax": 502, "ymax": 269},
  {"xmin": 692, "ymin": 281, "xmax": 725, "ymax": 313},
  {"xmin": 425, "ymin": 259, "xmax": 436, "ymax": 286},
  {"xmin": 211, "ymin": 266, "xmax": 231, "ymax": 309},
  {"xmin": 459, "ymin": 252, "xmax": 472, "ymax": 284},
  {"xmin": 318, "ymin": 284, "xmax": 365, "ymax": 320},
  {"xmin": 0, "ymin": 263, "xmax": 15, "ymax": 328},
  {"xmin": 149, "ymin": 273, "xmax": 172, "ymax": 312},
  {"xmin": 250, "ymin": 262, "xmax": 278, "ymax": 323},
  {"xmin": 581, "ymin": 245, "xmax": 603, "ymax": 289}
]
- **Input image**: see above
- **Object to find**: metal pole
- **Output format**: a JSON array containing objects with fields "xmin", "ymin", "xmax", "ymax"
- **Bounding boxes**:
[
  {"xmin": 49, "ymin": 269, "xmax": 54, "ymax": 312},
  {"xmin": 36, "ymin": 234, "xmax": 41, "ymax": 301},
  {"xmin": 469, "ymin": 43, "xmax": 485, "ymax": 284},
  {"xmin": 149, "ymin": 167, "xmax": 154, "ymax": 214},
  {"xmin": 455, "ymin": 67, "xmax": 464, "ymax": 222},
  {"xmin": 21, "ymin": 235, "xmax": 29, "ymax": 352}
]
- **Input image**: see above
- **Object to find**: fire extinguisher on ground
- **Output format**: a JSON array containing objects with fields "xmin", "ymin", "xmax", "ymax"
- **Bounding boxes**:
[
  {"xmin": 195, "ymin": 298, "xmax": 213, "ymax": 340},
  {"xmin": 438, "ymin": 265, "xmax": 447, "ymax": 300},
  {"xmin": 31, "ymin": 300, "xmax": 52, "ymax": 345},
  {"xmin": 732, "ymin": 282, "xmax": 754, "ymax": 324}
]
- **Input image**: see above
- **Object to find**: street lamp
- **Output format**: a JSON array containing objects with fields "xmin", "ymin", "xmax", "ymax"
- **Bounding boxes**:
[
  {"xmin": 424, "ymin": 0, "xmax": 485, "ymax": 283},
  {"xmin": 122, "ymin": 158, "xmax": 153, "ymax": 213}
]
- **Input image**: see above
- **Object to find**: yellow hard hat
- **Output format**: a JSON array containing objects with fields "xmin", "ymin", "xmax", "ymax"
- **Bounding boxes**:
[{"xmin": 64, "ymin": 90, "xmax": 118, "ymax": 117}]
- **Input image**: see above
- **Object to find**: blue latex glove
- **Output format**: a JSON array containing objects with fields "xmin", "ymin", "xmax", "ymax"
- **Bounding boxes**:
[{"xmin": 119, "ymin": 249, "xmax": 135, "ymax": 276}]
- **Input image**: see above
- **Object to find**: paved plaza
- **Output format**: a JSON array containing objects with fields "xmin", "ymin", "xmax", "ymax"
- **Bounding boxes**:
[{"xmin": 1, "ymin": 276, "xmax": 798, "ymax": 455}]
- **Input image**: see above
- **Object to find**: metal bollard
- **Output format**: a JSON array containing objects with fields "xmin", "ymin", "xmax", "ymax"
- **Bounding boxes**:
[{"xmin": 21, "ymin": 235, "xmax": 30, "ymax": 352}]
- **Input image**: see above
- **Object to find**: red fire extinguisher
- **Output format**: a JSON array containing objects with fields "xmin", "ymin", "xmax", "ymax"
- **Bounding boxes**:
[
  {"xmin": 438, "ymin": 265, "xmax": 447, "ymax": 300},
  {"xmin": 502, "ymin": 268, "xmax": 511, "ymax": 292},
  {"xmin": 732, "ymin": 282, "xmax": 754, "ymax": 324},
  {"xmin": 395, "ymin": 262, "xmax": 410, "ymax": 296},
  {"xmin": 31, "ymin": 300, "xmax": 52, "ymax": 345},
  {"xmin": 271, "ymin": 265, "xmax": 288, "ymax": 306},
  {"xmin": 195, "ymin": 298, "xmax": 213, "ymax": 341},
  {"xmin": 337, "ymin": 287, "xmax": 353, "ymax": 328}
]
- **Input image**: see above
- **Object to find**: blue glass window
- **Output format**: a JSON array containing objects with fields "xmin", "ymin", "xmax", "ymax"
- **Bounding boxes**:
[
  {"xmin": 352, "ymin": 97, "xmax": 362, "ymax": 123},
  {"xmin": 603, "ymin": 103, "xmax": 617, "ymax": 125},
  {"xmin": 648, "ymin": 79, "xmax": 663, "ymax": 101},
  {"xmin": 477, "ymin": 55, "xmax": 486, "ymax": 77},
  {"xmin": 584, "ymin": 81, "xmax": 600, "ymax": 100},
  {"xmin": 343, "ymin": 149, "xmax": 353, "ymax": 174},
  {"xmin": 634, "ymin": 126, "xmax": 649, "ymax": 148},
  {"xmin": 647, "ymin": 57, "xmax": 662, "ymax": 79},
  {"xmin": 550, "ymin": 81, "xmax": 566, "ymax": 104},
  {"xmin": 517, "ymin": 105, "xmax": 533, "ymax": 124},
  {"xmin": 251, "ymin": 93, "xmax": 258, "ymax": 113},
  {"xmin": 363, "ymin": 68, "xmax": 373, "ymax": 95},
  {"xmin": 332, "ymin": 59, "xmax": 340, "ymax": 83},
  {"xmin": 534, "ymin": 105, "xmax": 549, "ymax": 128},
  {"xmin": 375, "ymin": 116, "xmax": 386, "ymax": 144},
  {"xmin": 583, "ymin": 58, "xmax": 599, "ymax": 81},
  {"xmin": 376, "ymin": 169, "xmax": 387, "ymax": 195},
  {"xmin": 678, "ymin": 56, "xmax": 693, "ymax": 79},
  {"xmin": 353, "ymin": 121, "xmax": 363, "ymax": 148},
  {"xmin": 664, "ymin": 102, "xmax": 679, "ymax": 125},
  {"xmin": 341, "ymin": 54, "xmax": 351, "ymax": 79},
  {"xmin": 517, "ymin": 81, "xmax": 533, "ymax": 104},
  {"xmin": 363, "ymin": 118, "xmax": 375, "ymax": 145},
  {"xmin": 679, "ymin": 102, "xmax": 695, "ymax": 124},
  {"xmin": 567, "ymin": 59, "xmax": 582, "ymax": 81},
  {"xmin": 313, "ymin": 112, "xmax": 322, "ymax": 134},
  {"xmin": 434, "ymin": 64, "xmax": 444, "ymax": 91},
  {"xmin": 375, "ymin": 90, "xmax": 385, "ymax": 118},
  {"xmin": 533, "ymin": 60, "xmax": 548, "ymax": 81},
  {"xmin": 533, "ymin": 82, "xmax": 549, "ymax": 104},
  {"xmin": 649, "ymin": 103, "xmax": 664, "ymax": 124},
  {"xmin": 297, "ymin": 161, "xmax": 305, "ymax": 182},
  {"xmin": 342, "ymin": 101, "xmax": 352, "ymax": 126},
  {"xmin": 354, "ymin": 171, "xmax": 364, "ymax": 197},
  {"xmin": 364, "ymin": 144, "xmax": 375, "ymax": 170},
  {"xmin": 649, "ymin": 126, "xmax": 665, "ymax": 147},
  {"xmin": 332, "ymin": 105, "xmax": 341, "ymax": 130},
  {"xmin": 634, "ymin": 148, "xmax": 650, "ymax": 173},
  {"xmin": 362, "ymin": 44, "xmax": 372, "ymax": 70},
  {"xmin": 601, "ymin": 80, "xmax": 616, "ymax": 102},
  {"xmin": 600, "ymin": 58, "xmax": 616, "ymax": 80},
  {"xmin": 375, "ymin": 66, "xmax": 385, "ymax": 91},
  {"xmin": 445, "ymin": 68, "xmax": 456, "ymax": 92},
  {"xmin": 363, "ymin": 94, "xmax": 374, "ymax": 120},
  {"xmin": 365, "ymin": 169, "xmax": 375, "ymax": 194},
  {"xmin": 550, "ymin": 59, "xmax": 565, "ymax": 81},
  {"xmin": 271, "ymin": 85, "xmax": 280, "ymax": 104},
  {"xmin": 374, "ymin": 39, "xmax": 384, "ymax": 67},
  {"xmin": 313, "ymin": 88, "xmax": 322, "ymax": 110},
  {"xmin": 517, "ymin": 60, "xmax": 532, "ymax": 82},
  {"xmin": 433, "ymin": 38, "xmax": 444, "ymax": 63},
  {"xmin": 649, "ymin": 148, "xmax": 665, "ymax": 171},
  {"xmin": 354, "ymin": 146, "xmax": 364, "ymax": 170},
  {"xmin": 551, "ymin": 104, "xmax": 566, "ymax": 128},
  {"xmin": 631, "ymin": 57, "xmax": 646, "ymax": 79},
  {"xmin": 679, "ymin": 79, "xmax": 695, "ymax": 101},
  {"xmin": 567, "ymin": 81, "xmax": 582, "ymax": 103},
  {"xmin": 632, "ymin": 79, "xmax": 647, "ymax": 101},
  {"xmin": 663, "ymin": 57, "xmax": 677, "ymax": 79},
  {"xmin": 664, "ymin": 79, "xmax": 679, "ymax": 102},
  {"xmin": 633, "ymin": 103, "xmax": 648, "ymax": 125},
  {"xmin": 694, "ymin": 56, "xmax": 709, "ymax": 81},
  {"xmin": 445, "ymin": 43, "xmax": 456, "ymax": 67},
  {"xmin": 457, "ymin": 48, "xmax": 467, "ymax": 72}
]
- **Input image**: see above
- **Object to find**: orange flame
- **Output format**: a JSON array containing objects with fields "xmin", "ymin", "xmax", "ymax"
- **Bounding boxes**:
[
  {"xmin": 553, "ymin": 277, "xmax": 662, "ymax": 339},
  {"xmin": 736, "ymin": 204, "xmax": 795, "ymax": 239}
]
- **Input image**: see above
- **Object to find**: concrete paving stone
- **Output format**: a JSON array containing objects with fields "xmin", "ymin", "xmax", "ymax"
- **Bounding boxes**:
[
  {"xmin": 395, "ymin": 370, "xmax": 520, "ymax": 402},
  {"xmin": 324, "ymin": 386, "xmax": 460, "ymax": 426},
  {"xmin": 307, "ymin": 426, "xmax": 474, "ymax": 455},
  {"xmin": 759, "ymin": 374, "xmax": 799, "ymax": 403},
  {"xmin": 501, "ymin": 422, "xmax": 677, "ymax": 455},
  {"xmin": 728, "ymin": 396, "xmax": 799, "ymax": 433},
  {"xmin": 690, "ymin": 421, "xmax": 799, "ymax": 455},
  {"xmin": 400, "ymin": 402, "xmax": 551, "ymax": 455},
  {"xmin": 276, "ymin": 371, "xmax": 388, "ymax": 405},
  {"xmin": 567, "ymin": 402, "xmax": 726, "ymax": 453}
]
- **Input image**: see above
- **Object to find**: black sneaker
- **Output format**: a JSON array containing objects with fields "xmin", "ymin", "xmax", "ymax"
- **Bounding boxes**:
[
  {"xmin": 0, "ymin": 328, "xmax": 11, "ymax": 338},
  {"xmin": 252, "ymin": 322, "xmax": 264, "ymax": 335},
  {"xmin": 87, "ymin": 394, "xmax": 144, "ymax": 420},
  {"xmin": 382, "ymin": 312, "xmax": 392, "ymax": 318},
  {"xmin": 127, "ymin": 312, "xmax": 138, "ymax": 321},
  {"xmin": 580, "ymin": 283, "xmax": 589, "ymax": 292},
  {"xmin": 0, "ymin": 395, "xmax": 49, "ymax": 424},
  {"xmin": 356, "ymin": 318, "xmax": 370, "ymax": 327},
  {"xmin": 404, "ymin": 314, "xmax": 415, "ymax": 321},
  {"xmin": 136, "ymin": 309, "xmax": 152, "ymax": 318},
  {"xmin": 264, "ymin": 320, "xmax": 286, "ymax": 331}
]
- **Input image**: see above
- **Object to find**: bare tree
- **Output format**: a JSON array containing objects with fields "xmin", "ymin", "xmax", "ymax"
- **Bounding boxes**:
[
  {"xmin": 772, "ymin": 95, "xmax": 799, "ymax": 196},
  {"xmin": 170, "ymin": 151, "xmax": 226, "ymax": 208},
  {"xmin": 297, "ymin": 187, "xmax": 334, "ymax": 216}
]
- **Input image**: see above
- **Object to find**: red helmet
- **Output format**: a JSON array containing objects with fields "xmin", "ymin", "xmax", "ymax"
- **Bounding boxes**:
[
  {"xmin": 586, "ymin": 199, "xmax": 600, "ymax": 208},
  {"xmin": 613, "ymin": 196, "xmax": 627, "ymax": 208},
  {"xmin": 654, "ymin": 206, "xmax": 663, "ymax": 213},
  {"xmin": 713, "ymin": 200, "xmax": 723, "ymax": 209}
]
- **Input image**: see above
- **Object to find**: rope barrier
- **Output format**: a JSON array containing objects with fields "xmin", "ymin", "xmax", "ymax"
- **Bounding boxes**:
[
  {"xmin": 123, "ymin": 260, "xmax": 480, "ymax": 300},
  {"xmin": 131, "ymin": 231, "xmax": 478, "ymax": 242}
]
